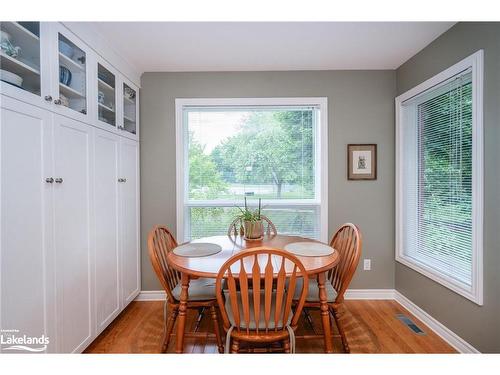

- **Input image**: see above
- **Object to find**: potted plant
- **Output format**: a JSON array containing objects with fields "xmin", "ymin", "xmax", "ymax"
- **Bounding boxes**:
[{"xmin": 236, "ymin": 197, "xmax": 264, "ymax": 240}]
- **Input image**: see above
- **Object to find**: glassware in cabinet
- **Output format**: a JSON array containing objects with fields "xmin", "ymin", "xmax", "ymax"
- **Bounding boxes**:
[
  {"xmin": 57, "ymin": 33, "xmax": 87, "ymax": 114},
  {"xmin": 122, "ymin": 83, "xmax": 137, "ymax": 135},
  {"xmin": 97, "ymin": 63, "xmax": 116, "ymax": 127},
  {"xmin": 0, "ymin": 22, "xmax": 41, "ymax": 96}
]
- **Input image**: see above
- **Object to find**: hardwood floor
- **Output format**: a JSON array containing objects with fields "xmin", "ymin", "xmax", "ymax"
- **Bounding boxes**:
[{"xmin": 84, "ymin": 300, "xmax": 456, "ymax": 354}]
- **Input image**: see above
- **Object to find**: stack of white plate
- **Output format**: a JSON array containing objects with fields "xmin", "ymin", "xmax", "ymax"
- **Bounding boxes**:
[{"xmin": 0, "ymin": 69, "xmax": 23, "ymax": 87}]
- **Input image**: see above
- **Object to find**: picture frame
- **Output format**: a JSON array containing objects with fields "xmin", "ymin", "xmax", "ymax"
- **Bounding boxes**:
[{"xmin": 347, "ymin": 144, "xmax": 377, "ymax": 180}]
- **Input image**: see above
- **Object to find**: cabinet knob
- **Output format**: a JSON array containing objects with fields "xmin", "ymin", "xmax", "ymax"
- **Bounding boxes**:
[
  {"xmin": 44, "ymin": 95, "xmax": 53, "ymax": 102},
  {"xmin": 45, "ymin": 177, "xmax": 54, "ymax": 183},
  {"xmin": 55, "ymin": 178, "xmax": 63, "ymax": 183},
  {"xmin": 118, "ymin": 178, "xmax": 127, "ymax": 183},
  {"xmin": 54, "ymin": 99, "xmax": 62, "ymax": 105}
]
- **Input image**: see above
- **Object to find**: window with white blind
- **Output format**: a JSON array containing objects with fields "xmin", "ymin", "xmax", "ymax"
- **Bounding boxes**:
[
  {"xmin": 396, "ymin": 51, "xmax": 483, "ymax": 304},
  {"xmin": 175, "ymin": 98, "xmax": 328, "ymax": 243}
]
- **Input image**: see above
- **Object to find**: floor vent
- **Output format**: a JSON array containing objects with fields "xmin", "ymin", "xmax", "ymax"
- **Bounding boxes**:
[{"xmin": 396, "ymin": 314, "xmax": 426, "ymax": 335}]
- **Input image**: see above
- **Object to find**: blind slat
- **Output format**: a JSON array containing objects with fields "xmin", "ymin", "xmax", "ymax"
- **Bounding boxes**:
[{"xmin": 401, "ymin": 70, "xmax": 473, "ymax": 286}]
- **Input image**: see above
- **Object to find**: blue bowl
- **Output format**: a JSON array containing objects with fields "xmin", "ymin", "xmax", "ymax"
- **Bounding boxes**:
[
  {"xmin": 59, "ymin": 40, "xmax": 74, "ymax": 58},
  {"xmin": 59, "ymin": 66, "xmax": 72, "ymax": 86}
]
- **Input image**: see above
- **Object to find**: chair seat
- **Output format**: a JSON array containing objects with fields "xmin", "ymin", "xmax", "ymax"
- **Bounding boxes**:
[
  {"xmin": 172, "ymin": 278, "xmax": 217, "ymax": 301},
  {"xmin": 225, "ymin": 291, "xmax": 292, "ymax": 329},
  {"xmin": 287, "ymin": 276, "xmax": 338, "ymax": 302}
]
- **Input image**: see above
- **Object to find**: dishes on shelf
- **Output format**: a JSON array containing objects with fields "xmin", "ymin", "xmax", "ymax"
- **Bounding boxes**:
[
  {"xmin": 59, "ymin": 40, "xmax": 74, "ymax": 58},
  {"xmin": 98, "ymin": 90, "xmax": 105, "ymax": 104},
  {"xmin": 59, "ymin": 66, "xmax": 72, "ymax": 86},
  {"xmin": 0, "ymin": 30, "xmax": 21, "ymax": 58},
  {"xmin": 0, "ymin": 69, "xmax": 23, "ymax": 86},
  {"xmin": 97, "ymin": 72, "xmax": 114, "ymax": 88},
  {"xmin": 60, "ymin": 94, "xmax": 70, "ymax": 107},
  {"xmin": 0, "ymin": 30, "xmax": 11, "ymax": 43},
  {"xmin": 124, "ymin": 86, "xmax": 136, "ymax": 100},
  {"xmin": 99, "ymin": 102, "xmax": 114, "ymax": 112}
]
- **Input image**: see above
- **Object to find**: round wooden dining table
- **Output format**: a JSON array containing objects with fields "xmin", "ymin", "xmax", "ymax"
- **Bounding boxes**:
[{"xmin": 166, "ymin": 234, "xmax": 340, "ymax": 354}]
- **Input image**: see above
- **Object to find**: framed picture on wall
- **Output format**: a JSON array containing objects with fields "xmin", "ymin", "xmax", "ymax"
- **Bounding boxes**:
[{"xmin": 347, "ymin": 144, "xmax": 377, "ymax": 180}]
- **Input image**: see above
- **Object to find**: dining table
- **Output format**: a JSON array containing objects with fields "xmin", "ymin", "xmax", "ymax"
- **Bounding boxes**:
[{"xmin": 166, "ymin": 233, "xmax": 340, "ymax": 354}]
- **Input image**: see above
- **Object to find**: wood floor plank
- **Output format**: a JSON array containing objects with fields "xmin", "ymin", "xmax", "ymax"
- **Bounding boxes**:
[{"xmin": 84, "ymin": 300, "xmax": 456, "ymax": 354}]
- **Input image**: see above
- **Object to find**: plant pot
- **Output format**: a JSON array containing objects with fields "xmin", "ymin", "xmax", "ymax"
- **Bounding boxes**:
[{"xmin": 244, "ymin": 219, "xmax": 263, "ymax": 240}]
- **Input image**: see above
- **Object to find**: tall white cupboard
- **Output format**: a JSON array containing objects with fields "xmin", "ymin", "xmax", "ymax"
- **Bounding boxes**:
[{"xmin": 0, "ymin": 21, "xmax": 140, "ymax": 353}]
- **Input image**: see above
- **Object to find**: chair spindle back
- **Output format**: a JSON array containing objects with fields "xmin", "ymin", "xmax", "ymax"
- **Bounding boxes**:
[
  {"xmin": 328, "ymin": 223, "xmax": 362, "ymax": 304},
  {"xmin": 215, "ymin": 247, "xmax": 308, "ymax": 335},
  {"xmin": 147, "ymin": 225, "xmax": 181, "ymax": 302}
]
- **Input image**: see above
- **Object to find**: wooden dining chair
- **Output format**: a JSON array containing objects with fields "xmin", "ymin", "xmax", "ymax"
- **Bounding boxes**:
[
  {"xmin": 215, "ymin": 247, "xmax": 308, "ymax": 353},
  {"xmin": 147, "ymin": 225, "xmax": 224, "ymax": 353},
  {"xmin": 227, "ymin": 215, "xmax": 277, "ymax": 238},
  {"xmin": 291, "ymin": 223, "xmax": 362, "ymax": 353}
]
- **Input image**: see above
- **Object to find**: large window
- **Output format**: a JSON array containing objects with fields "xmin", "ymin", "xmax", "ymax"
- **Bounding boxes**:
[
  {"xmin": 176, "ymin": 98, "xmax": 328, "ymax": 243},
  {"xmin": 396, "ymin": 51, "xmax": 483, "ymax": 304}
]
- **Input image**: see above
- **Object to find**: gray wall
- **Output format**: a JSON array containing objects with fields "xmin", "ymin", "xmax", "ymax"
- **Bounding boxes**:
[
  {"xmin": 140, "ymin": 70, "xmax": 396, "ymax": 291},
  {"xmin": 396, "ymin": 22, "xmax": 500, "ymax": 353}
]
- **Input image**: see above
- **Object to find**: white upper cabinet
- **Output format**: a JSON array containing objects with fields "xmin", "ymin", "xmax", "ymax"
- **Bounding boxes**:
[
  {"xmin": 96, "ymin": 59, "xmax": 118, "ymax": 131},
  {"xmin": 1, "ymin": 22, "xmax": 139, "ymax": 137},
  {"xmin": 0, "ymin": 22, "xmax": 51, "ymax": 108},
  {"xmin": 119, "ymin": 78, "xmax": 139, "ymax": 140},
  {"xmin": 0, "ymin": 22, "xmax": 41, "ymax": 95},
  {"xmin": 51, "ymin": 23, "xmax": 91, "ymax": 122}
]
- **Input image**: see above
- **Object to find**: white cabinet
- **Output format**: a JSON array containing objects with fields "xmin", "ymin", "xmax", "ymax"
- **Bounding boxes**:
[
  {"xmin": 93, "ymin": 129, "xmax": 120, "ymax": 333},
  {"xmin": 0, "ymin": 22, "xmax": 47, "ymax": 107},
  {"xmin": 0, "ymin": 95, "xmax": 55, "ymax": 353},
  {"xmin": 53, "ymin": 115, "xmax": 94, "ymax": 353},
  {"xmin": 50, "ymin": 23, "xmax": 92, "ymax": 123},
  {"xmin": 1, "ymin": 22, "xmax": 139, "ymax": 137},
  {"xmin": 119, "ymin": 78, "xmax": 139, "ymax": 141},
  {"xmin": 0, "ymin": 95, "xmax": 140, "ymax": 353},
  {"xmin": 119, "ymin": 138, "xmax": 140, "ymax": 305},
  {"xmin": 1, "ymin": 21, "xmax": 140, "ymax": 354},
  {"xmin": 96, "ymin": 59, "xmax": 118, "ymax": 132}
]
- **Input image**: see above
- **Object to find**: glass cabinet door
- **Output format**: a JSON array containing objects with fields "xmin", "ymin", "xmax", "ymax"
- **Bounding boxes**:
[
  {"xmin": 0, "ymin": 22, "xmax": 41, "ymax": 96},
  {"xmin": 122, "ymin": 83, "xmax": 137, "ymax": 135},
  {"xmin": 97, "ymin": 63, "xmax": 116, "ymax": 127},
  {"xmin": 57, "ymin": 32, "xmax": 87, "ymax": 114}
]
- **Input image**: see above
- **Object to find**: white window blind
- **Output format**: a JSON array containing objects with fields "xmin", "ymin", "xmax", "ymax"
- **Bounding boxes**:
[
  {"xmin": 176, "ymin": 99, "xmax": 327, "ymax": 242},
  {"xmin": 402, "ymin": 69, "xmax": 473, "ymax": 285},
  {"xmin": 397, "ymin": 50, "xmax": 483, "ymax": 305}
]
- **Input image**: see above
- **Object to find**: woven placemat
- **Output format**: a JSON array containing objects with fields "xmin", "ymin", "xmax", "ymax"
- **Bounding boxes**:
[
  {"xmin": 284, "ymin": 242, "xmax": 334, "ymax": 257},
  {"xmin": 173, "ymin": 243, "xmax": 222, "ymax": 257}
]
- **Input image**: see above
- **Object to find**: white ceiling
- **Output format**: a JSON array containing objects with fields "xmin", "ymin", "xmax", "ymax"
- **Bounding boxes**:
[{"xmin": 90, "ymin": 22, "xmax": 455, "ymax": 73}]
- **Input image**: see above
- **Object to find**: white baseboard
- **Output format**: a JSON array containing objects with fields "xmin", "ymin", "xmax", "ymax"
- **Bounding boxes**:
[
  {"xmin": 135, "ymin": 288, "xmax": 395, "ymax": 302},
  {"xmin": 394, "ymin": 290, "xmax": 480, "ymax": 353},
  {"xmin": 344, "ymin": 289, "xmax": 395, "ymax": 299},
  {"xmin": 135, "ymin": 288, "xmax": 479, "ymax": 353},
  {"xmin": 135, "ymin": 290, "xmax": 166, "ymax": 301}
]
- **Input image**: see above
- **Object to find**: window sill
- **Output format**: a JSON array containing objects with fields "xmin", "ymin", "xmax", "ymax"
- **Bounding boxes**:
[{"xmin": 395, "ymin": 253, "xmax": 482, "ymax": 305}]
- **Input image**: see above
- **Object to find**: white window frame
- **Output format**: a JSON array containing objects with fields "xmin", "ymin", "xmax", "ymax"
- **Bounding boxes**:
[
  {"xmin": 175, "ymin": 97, "xmax": 329, "ymax": 243},
  {"xmin": 395, "ymin": 50, "xmax": 484, "ymax": 305}
]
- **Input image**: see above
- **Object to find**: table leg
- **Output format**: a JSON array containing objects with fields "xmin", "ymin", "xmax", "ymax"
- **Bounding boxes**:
[
  {"xmin": 318, "ymin": 272, "xmax": 334, "ymax": 353},
  {"xmin": 175, "ymin": 273, "xmax": 190, "ymax": 353}
]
